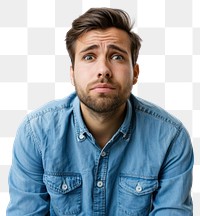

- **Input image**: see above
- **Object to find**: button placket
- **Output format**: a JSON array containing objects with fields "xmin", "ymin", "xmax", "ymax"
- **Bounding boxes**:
[
  {"xmin": 93, "ymin": 149, "xmax": 109, "ymax": 213},
  {"xmin": 97, "ymin": 180, "xmax": 103, "ymax": 188},
  {"xmin": 101, "ymin": 151, "xmax": 107, "ymax": 157}
]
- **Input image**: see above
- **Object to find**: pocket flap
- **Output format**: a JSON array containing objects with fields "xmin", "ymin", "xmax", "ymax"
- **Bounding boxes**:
[
  {"xmin": 119, "ymin": 175, "xmax": 158, "ymax": 196},
  {"xmin": 44, "ymin": 173, "xmax": 82, "ymax": 194}
]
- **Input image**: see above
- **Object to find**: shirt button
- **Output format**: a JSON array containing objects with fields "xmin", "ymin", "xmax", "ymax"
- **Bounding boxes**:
[
  {"xmin": 136, "ymin": 184, "xmax": 142, "ymax": 192},
  {"xmin": 79, "ymin": 133, "xmax": 85, "ymax": 140},
  {"xmin": 97, "ymin": 180, "xmax": 103, "ymax": 188},
  {"xmin": 62, "ymin": 183, "xmax": 68, "ymax": 191},
  {"xmin": 101, "ymin": 151, "xmax": 106, "ymax": 157}
]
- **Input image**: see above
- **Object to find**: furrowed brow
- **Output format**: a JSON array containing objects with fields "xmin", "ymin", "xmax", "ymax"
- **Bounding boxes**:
[
  {"xmin": 80, "ymin": 45, "xmax": 99, "ymax": 54},
  {"xmin": 107, "ymin": 44, "xmax": 128, "ymax": 55}
]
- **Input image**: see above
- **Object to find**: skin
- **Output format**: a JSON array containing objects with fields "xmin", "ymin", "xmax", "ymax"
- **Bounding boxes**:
[{"xmin": 70, "ymin": 27, "xmax": 139, "ymax": 148}]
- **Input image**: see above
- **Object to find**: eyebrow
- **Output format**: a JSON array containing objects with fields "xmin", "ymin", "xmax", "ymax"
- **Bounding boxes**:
[
  {"xmin": 107, "ymin": 44, "xmax": 128, "ymax": 55},
  {"xmin": 79, "ymin": 44, "xmax": 128, "ymax": 55},
  {"xmin": 79, "ymin": 45, "xmax": 99, "ymax": 54}
]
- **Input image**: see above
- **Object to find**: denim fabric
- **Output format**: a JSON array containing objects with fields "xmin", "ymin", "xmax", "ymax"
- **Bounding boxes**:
[{"xmin": 7, "ymin": 93, "xmax": 193, "ymax": 215}]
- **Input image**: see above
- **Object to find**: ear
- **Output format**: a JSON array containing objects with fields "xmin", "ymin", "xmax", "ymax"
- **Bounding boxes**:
[
  {"xmin": 70, "ymin": 66, "xmax": 75, "ymax": 86},
  {"xmin": 133, "ymin": 64, "xmax": 139, "ymax": 85}
]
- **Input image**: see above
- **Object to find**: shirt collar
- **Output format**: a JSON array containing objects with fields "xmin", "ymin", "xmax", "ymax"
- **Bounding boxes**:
[
  {"xmin": 119, "ymin": 99, "xmax": 133, "ymax": 138},
  {"xmin": 72, "ymin": 95, "xmax": 133, "ymax": 140},
  {"xmin": 73, "ymin": 96, "xmax": 88, "ymax": 137}
]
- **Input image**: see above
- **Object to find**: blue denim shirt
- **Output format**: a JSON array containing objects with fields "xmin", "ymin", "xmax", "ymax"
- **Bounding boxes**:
[{"xmin": 7, "ymin": 93, "xmax": 193, "ymax": 216}]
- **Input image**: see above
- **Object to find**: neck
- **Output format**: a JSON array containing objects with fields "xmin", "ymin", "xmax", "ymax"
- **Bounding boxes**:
[{"xmin": 80, "ymin": 103, "xmax": 126, "ymax": 148}]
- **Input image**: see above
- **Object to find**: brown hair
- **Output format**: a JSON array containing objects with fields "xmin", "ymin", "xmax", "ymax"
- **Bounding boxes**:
[{"xmin": 65, "ymin": 7, "xmax": 142, "ymax": 68}]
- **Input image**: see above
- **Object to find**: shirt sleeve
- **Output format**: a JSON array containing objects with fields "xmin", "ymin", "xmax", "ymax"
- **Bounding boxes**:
[
  {"xmin": 6, "ymin": 117, "xmax": 50, "ymax": 215},
  {"xmin": 150, "ymin": 126, "xmax": 194, "ymax": 215}
]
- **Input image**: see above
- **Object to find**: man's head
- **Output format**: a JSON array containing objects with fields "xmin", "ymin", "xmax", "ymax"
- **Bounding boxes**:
[
  {"xmin": 66, "ymin": 7, "xmax": 141, "ymax": 69},
  {"xmin": 66, "ymin": 8, "xmax": 141, "ymax": 114}
]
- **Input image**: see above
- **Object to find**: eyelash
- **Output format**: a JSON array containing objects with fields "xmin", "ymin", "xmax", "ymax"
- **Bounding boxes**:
[
  {"xmin": 111, "ymin": 54, "xmax": 124, "ymax": 60},
  {"xmin": 83, "ymin": 54, "xmax": 124, "ymax": 61},
  {"xmin": 83, "ymin": 55, "xmax": 95, "ymax": 61}
]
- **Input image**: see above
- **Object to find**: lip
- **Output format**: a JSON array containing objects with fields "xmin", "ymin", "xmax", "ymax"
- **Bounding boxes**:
[{"xmin": 90, "ymin": 83, "xmax": 116, "ymax": 93}]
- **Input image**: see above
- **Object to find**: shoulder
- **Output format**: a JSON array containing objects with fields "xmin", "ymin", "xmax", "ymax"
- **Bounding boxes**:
[
  {"xmin": 16, "ymin": 92, "xmax": 78, "ymax": 147},
  {"xmin": 27, "ymin": 92, "xmax": 77, "ymax": 121},
  {"xmin": 130, "ymin": 94, "xmax": 183, "ymax": 130},
  {"xmin": 13, "ymin": 92, "xmax": 79, "ymax": 155},
  {"xmin": 17, "ymin": 92, "xmax": 78, "ymax": 133},
  {"xmin": 129, "ymin": 94, "xmax": 192, "ymax": 155}
]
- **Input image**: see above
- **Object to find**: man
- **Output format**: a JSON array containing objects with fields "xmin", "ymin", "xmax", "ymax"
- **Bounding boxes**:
[{"xmin": 7, "ymin": 8, "xmax": 193, "ymax": 215}]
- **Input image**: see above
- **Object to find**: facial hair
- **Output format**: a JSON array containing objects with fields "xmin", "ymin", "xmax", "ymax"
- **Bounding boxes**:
[{"xmin": 74, "ymin": 77, "xmax": 132, "ymax": 114}]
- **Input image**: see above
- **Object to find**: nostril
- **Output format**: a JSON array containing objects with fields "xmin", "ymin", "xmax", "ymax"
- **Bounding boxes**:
[
  {"xmin": 98, "ymin": 73, "xmax": 102, "ymax": 78},
  {"xmin": 97, "ymin": 69, "xmax": 112, "ymax": 79},
  {"xmin": 98, "ymin": 72, "xmax": 111, "ymax": 79}
]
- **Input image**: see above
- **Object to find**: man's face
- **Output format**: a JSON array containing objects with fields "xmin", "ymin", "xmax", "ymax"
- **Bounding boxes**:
[{"xmin": 70, "ymin": 27, "xmax": 139, "ymax": 113}]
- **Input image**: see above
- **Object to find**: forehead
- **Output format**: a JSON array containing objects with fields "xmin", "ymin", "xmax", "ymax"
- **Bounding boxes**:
[{"xmin": 75, "ymin": 27, "xmax": 131, "ymax": 51}]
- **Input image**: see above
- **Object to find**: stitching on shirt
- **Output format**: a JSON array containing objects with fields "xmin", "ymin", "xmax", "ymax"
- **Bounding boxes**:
[
  {"xmin": 28, "ymin": 104, "xmax": 70, "ymax": 121},
  {"xmin": 130, "ymin": 95, "xmax": 182, "ymax": 129},
  {"xmin": 134, "ymin": 105, "xmax": 182, "ymax": 129},
  {"xmin": 44, "ymin": 171, "xmax": 82, "ymax": 176},
  {"xmin": 162, "ymin": 126, "xmax": 190, "ymax": 162},
  {"xmin": 120, "ymin": 173, "xmax": 158, "ymax": 180},
  {"xmin": 26, "ymin": 116, "xmax": 43, "ymax": 156},
  {"xmin": 27, "ymin": 93, "xmax": 76, "ymax": 121},
  {"xmin": 158, "ymin": 126, "xmax": 186, "ymax": 179}
]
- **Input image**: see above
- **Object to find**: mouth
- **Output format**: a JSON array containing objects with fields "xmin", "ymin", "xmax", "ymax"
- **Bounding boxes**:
[{"xmin": 90, "ymin": 83, "xmax": 116, "ymax": 93}]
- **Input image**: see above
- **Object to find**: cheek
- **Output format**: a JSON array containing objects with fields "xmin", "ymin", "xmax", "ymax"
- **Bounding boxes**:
[
  {"xmin": 73, "ymin": 70, "xmax": 88, "ymax": 90},
  {"xmin": 74, "ymin": 63, "xmax": 97, "ymax": 84},
  {"xmin": 74, "ymin": 63, "xmax": 90, "ymax": 78},
  {"xmin": 121, "ymin": 73, "xmax": 134, "ymax": 90},
  {"xmin": 115, "ymin": 66, "xmax": 134, "ymax": 83}
]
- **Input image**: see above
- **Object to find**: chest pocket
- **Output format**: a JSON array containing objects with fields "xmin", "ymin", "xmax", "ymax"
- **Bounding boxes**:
[
  {"xmin": 118, "ymin": 175, "xmax": 158, "ymax": 216},
  {"xmin": 43, "ymin": 173, "xmax": 82, "ymax": 215}
]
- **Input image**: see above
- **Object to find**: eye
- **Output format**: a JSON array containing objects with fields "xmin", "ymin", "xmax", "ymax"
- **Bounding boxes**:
[
  {"xmin": 111, "ymin": 55, "xmax": 124, "ymax": 61},
  {"xmin": 83, "ymin": 55, "xmax": 95, "ymax": 61}
]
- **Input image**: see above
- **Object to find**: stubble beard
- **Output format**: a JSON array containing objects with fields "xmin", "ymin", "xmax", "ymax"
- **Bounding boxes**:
[
  {"xmin": 75, "ymin": 82, "xmax": 132, "ymax": 114},
  {"xmin": 79, "ymin": 93, "xmax": 125, "ymax": 113}
]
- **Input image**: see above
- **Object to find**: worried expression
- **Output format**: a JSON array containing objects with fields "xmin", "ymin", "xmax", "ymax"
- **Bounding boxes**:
[{"xmin": 70, "ymin": 27, "xmax": 139, "ymax": 113}]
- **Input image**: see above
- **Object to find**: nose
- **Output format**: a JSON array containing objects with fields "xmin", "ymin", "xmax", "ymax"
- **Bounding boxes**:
[{"xmin": 97, "ymin": 58, "xmax": 112, "ymax": 79}]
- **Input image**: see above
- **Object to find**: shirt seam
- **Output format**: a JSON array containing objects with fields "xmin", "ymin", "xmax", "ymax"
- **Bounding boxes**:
[
  {"xmin": 134, "ymin": 105, "xmax": 182, "ymax": 130},
  {"xmin": 27, "ymin": 93, "xmax": 76, "ymax": 121},
  {"xmin": 28, "ymin": 104, "xmax": 71, "ymax": 121},
  {"xmin": 26, "ymin": 116, "xmax": 43, "ymax": 156}
]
